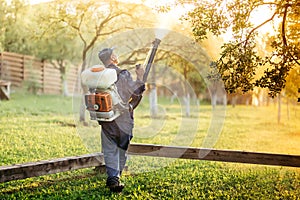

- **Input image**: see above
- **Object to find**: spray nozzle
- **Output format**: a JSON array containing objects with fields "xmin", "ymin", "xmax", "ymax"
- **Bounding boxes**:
[{"xmin": 152, "ymin": 38, "xmax": 161, "ymax": 47}]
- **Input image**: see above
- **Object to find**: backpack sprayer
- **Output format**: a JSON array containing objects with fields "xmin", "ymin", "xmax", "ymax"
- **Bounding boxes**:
[{"xmin": 81, "ymin": 38, "xmax": 161, "ymax": 121}]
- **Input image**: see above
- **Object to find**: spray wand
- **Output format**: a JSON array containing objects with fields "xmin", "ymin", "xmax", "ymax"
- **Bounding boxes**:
[
  {"xmin": 141, "ymin": 38, "xmax": 161, "ymax": 82},
  {"xmin": 130, "ymin": 38, "xmax": 161, "ymax": 109}
]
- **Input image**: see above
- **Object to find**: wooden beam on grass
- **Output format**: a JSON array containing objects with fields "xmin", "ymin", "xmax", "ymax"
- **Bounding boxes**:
[
  {"xmin": 1, "ymin": 144, "xmax": 300, "ymax": 183},
  {"xmin": 0, "ymin": 153, "xmax": 104, "ymax": 183},
  {"xmin": 0, "ymin": 80, "xmax": 11, "ymax": 100},
  {"xmin": 128, "ymin": 144, "xmax": 300, "ymax": 168}
]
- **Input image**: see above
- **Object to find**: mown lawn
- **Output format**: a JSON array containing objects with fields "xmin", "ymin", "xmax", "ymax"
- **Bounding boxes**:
[{"xmin": 0, "ymin": 92, "xmax": 300, "ymax": 199}]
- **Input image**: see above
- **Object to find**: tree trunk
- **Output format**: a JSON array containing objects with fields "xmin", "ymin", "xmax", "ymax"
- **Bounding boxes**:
[
  {"xmin": 62, "ymin": 79, "xmax": 69, "ymax": 97},
  {"xmin": 286, "ymin": 97, "xmax": 290, "ymax": 120},
  {"xmin": 170, "ymin": 92, "xmax": 177, "ymax": 104},
  {"xmin": 184, "ymin": 93, "xmax": 190, "ymax": 117},
  {"xmin": 149, "ymin": 87, "xmax": 158, "ymax": 117},
  {"xmin": 183, "ymin": 78, "xmax": 190, "ymax": 117},
  {"xmin": 231, "ymin": 94, "xmax": 237, "ymax": 108},
  {"xmin": 277, "ymin": 94, "xmax": 281, "ymax": 124},
  {"xmin": 55, "ymin": 60, "xmax": 70, "ymax": 97},
  {"xmin": 79, "ymin": 95, "xmax": 87, "ymax": 123},
  {"xmin": 211, "ymin": 91, "xmax": 217, "ymax": 109},
  {"xmin": 79, "ymin": 61, "xmax": 87, "ymax": 122},
  {"xmin": 149, "ymin": 64, "xmax": 157, "ymax": 117}
]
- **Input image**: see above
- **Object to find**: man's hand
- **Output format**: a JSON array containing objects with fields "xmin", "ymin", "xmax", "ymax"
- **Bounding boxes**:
[{"xmin": 135, "ymin": 64, "xmax": 145, "ymax": 81}]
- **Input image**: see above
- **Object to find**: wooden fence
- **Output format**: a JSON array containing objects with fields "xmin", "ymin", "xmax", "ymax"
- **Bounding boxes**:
[
  {"xmin": 0, "ymin": 52, "xmax": 80, "ymax": 95},
  {"xmin": 1, "ymin": 144, "xmax": 300, "ymax": 183}
]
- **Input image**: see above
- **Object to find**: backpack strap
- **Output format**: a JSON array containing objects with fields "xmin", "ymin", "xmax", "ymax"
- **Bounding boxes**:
[{"xmin": 106, "ymin": 64, "xmax": 126, "ymax": 81}]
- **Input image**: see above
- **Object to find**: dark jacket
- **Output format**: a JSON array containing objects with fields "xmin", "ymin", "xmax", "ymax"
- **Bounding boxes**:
[{"xmin": 98, "ymin": 64, "xmax": 145, "ymax": 150}]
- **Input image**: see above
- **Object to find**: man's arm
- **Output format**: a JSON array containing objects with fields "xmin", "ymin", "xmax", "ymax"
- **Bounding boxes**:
[{"xmin": 135, "ymin": 64, "xmax": 145, "ymax": 82}]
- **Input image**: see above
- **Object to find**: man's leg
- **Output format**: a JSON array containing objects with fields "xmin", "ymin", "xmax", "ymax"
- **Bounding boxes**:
[
  {"xmin": 118, "ymin": 147, "xmax": 127, "ymax": 176},
  {"xmin": 101, "ymin": 130, "xmax": 124, "ymax": 192}
]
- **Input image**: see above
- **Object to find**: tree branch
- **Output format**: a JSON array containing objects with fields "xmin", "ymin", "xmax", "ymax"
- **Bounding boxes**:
[
  {"xmin": 282, "ymin": 4, "xmax": 288, "ymax": 48},
  {"xmin": 77, "ymin": 12, "xmax": 86, "ymax": 45},
  {"xmin": 281, "ymin": 3, "xmax": 300, "ymax": 66},
  {"xmin": 244, "ymin": 11, "xmax": 277, "ymax": 47}
]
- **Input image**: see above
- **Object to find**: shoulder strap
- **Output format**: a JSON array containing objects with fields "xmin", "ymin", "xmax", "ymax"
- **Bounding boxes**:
[
  {"xmin": 116, "ymin": 68, "xmax": 127, "ymax": 76},
  {"xmin": 106, "ymin": 64, "xmax": 126, "ymax": 80}
]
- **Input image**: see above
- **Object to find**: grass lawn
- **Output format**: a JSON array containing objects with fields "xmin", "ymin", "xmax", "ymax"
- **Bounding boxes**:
[{"xmin": 0, "ymin": 92, "xmax": 299, "ymax": 199}]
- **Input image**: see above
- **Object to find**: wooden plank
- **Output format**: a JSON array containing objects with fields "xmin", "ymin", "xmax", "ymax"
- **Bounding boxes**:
[
  {"xmin": 1, "ymin": 60, "xmax": 23, "ymax": 68},
  {"xmin": 1, "ymin": 52, "xmax": 21, "ymax": 57},
  {"xmin": 44, "ymin": 75, "xmax": 61, "ymax": 81},
  {"xmin": 5, "ymin": 70, "xmax": 23, "ymax": 77},
  {"xmin": 0, "ymin": 80, "xmax": 11, "ymax": 100},
  {"xmin": 23, "ymin": 54, "xmax": 36, "ymax": 60},
  {"xmin": 43, "ymin": 88, "xmax": 61, "ymax": 95},
  {"xmin": 67, "ymin": 73, "xmax": 79, "ymax": 79},
  {"xmin": 7, "ymin": 76, "xmax": 23, "ymax": 84},
  {"xmin": 44, "ymin": 70, "xmax": 61, "ymax": 76},
  {"xmin": 44, "ymin": 65, "xmax": 59, "ymax": 70},
  {"xmin": 1, "ymin": 144, "xmax": 300, "ymax": 184},
  {"xmin": 43, "ymin": 87, "xmax": 61, "ymax": 93},
  {"xmin": 24, "ymin": 61, "xmax": 43, "ymax": 68},
  {"xmin": 43, "ymin": 82, "xmax": 61, "ymax": 87},
  {"xmin": 127, "ymin": 144, "xmax": 300, "ymax": 168},
  {"xmin": 1, "ymin": 56, "xmax": 23, "ymax": 63},
  {"xmin": 6, "ymin": 66, "xmax": 24, "ymax": 73},
  {"xmin": 0, "ymin": 153, "xmax": 104, "ymax": 183},
  {"xmin": 24, "ymin": 69, "xmax": 42, "ymax": 77},
  {"xmin": 44, "ymin": 81, "xmax": 61, "ymax": 87},
  {"xmin": 44, "ymin": 76, "xmax": 61, "ymax": 83},
  {"xmin": 44, "ymin": 88, "xmax": 61, "ymax": 93},
  {"xmin": 44, "ymin": 81, "xmax": 62, "ymax": 88},
  {"xmin": 2, "ymin": 52, "xmax": 24, "ymax": 60}
]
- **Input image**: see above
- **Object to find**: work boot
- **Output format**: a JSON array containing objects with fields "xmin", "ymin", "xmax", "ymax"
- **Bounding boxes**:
[{"xmin": 106, "ymin": 176, "xmax": 124, "ymax": 193}]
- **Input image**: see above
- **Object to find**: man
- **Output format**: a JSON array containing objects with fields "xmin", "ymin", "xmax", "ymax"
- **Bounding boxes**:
[{"xmin": 97, "ymin": 48, "xmax": 145, "ymax": 193}]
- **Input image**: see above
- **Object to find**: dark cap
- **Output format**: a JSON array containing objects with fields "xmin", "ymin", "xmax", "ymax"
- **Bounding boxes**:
[{"xmin": 98, "ymin": 48, "xmax": 114, "ymax": 64}]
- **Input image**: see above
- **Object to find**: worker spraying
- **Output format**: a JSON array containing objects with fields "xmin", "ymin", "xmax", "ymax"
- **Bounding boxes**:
[{"xmin": 81, "ymin": 38, "xmax": 161, "ymax": 193}]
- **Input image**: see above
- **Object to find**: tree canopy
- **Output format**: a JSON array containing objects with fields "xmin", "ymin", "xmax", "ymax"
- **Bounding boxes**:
[
  {"xmin": 5, "ymin": 0, "xmax": 298, "ymax": 99},
  {"xmin": 178, "ymin": 0, "xmax": 300, "ymax": 97}
]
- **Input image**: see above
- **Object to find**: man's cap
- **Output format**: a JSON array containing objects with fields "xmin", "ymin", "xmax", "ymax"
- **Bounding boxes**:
[{"xmin": 98, "ymin": 48, "xmax": 114, "ymax": 64}]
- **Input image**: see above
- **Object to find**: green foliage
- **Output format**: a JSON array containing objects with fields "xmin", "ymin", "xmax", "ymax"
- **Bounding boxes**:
[
  {"xmin": 23, "ymin": 79, "xmax": 41, "ymax": 95},
  {"xmin": 164, "ymin": 54, "xmax": 206, "ymax": 97},
  {"xmin": 285, "ymin": 66, "xmax": 300, "ymax": 98},
  {"xmin": 1, "ymin": 0, "xmax": 36, "ymax": 55},
  {"xmin": 1, "ymin": 0, "xmax": 157, "ymax": 68},
  {"xmin": 45, "ymin": 0, "xmax": 156, "ymax": 70},
  {"xmin": 182, "ymin": 0, "xmax": 300, "ymax": 97},
  {"xmin": 214, "ymin": 38, "xmax": 261, "ymax": 93},
  {"xmin": 0, "ymin": 0, "xmax": 7, "ymax": 51},
  {"xmin": 33, "ymin": 4, "xmax": 81, "ymax": 63}
]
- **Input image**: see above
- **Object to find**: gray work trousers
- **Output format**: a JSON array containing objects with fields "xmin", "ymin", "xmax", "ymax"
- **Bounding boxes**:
[{"xmin": 101, "ymin": 130, "xmax": 127, "ymax": 178}]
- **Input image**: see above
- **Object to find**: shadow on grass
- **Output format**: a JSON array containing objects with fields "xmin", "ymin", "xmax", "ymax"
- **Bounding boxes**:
[{"xmin": 0, "ymin": 170, "xmax": 124, "ymax": 199}]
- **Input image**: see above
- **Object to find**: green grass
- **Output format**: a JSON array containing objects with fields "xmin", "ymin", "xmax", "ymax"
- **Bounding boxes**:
[
  {"xmin": 0, "ymin": 92, "xmax": 88, "ymax": 165},
  {"xmin": 0, "ymin": 92, "xmax": 300, "ymax": 199}
]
